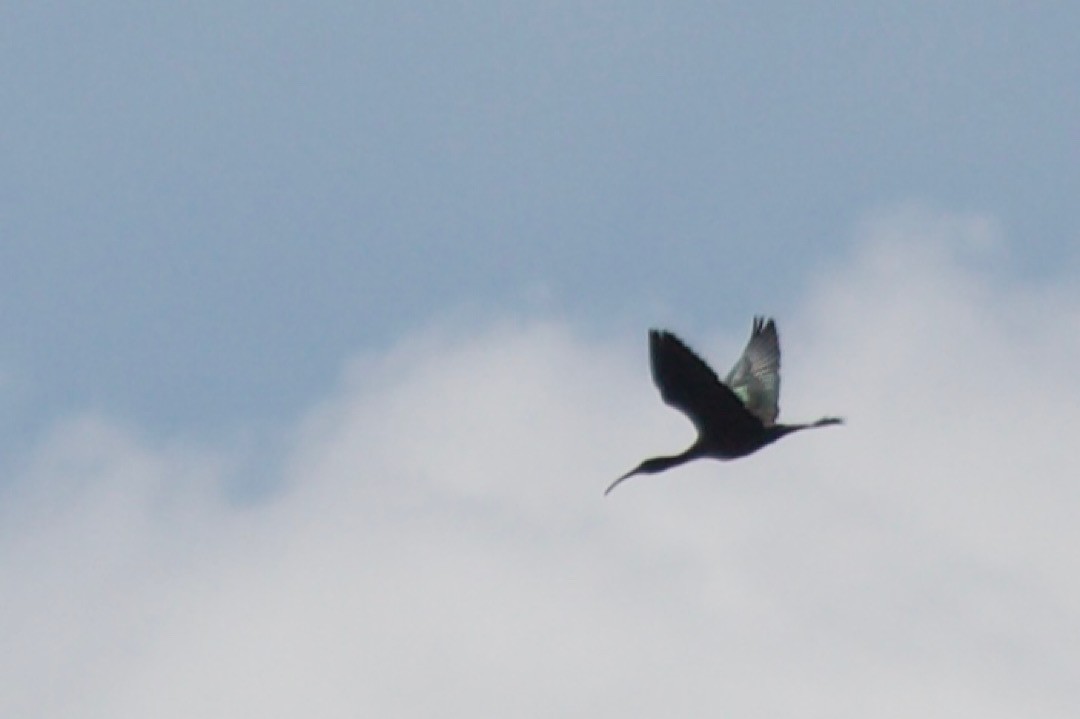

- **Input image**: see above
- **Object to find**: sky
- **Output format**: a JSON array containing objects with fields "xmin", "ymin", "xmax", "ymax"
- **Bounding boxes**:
[{"xmin": 2, "ymin": 3, "xmax": 1079, "ymax": 716}]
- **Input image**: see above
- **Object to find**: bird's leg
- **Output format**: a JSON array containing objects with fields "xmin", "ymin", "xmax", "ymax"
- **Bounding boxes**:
[{"xmin": 763, "ymin": 417, "xmax": 843, "ymax": 446}]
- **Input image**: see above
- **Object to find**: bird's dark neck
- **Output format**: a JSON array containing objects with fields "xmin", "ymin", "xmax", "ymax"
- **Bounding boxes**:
[
  {"xmin": 638, "ymin": 443, "xmax": 704, "ymax": 474},
  {"xmin": 605, "ymin": 442, "xmax": 705, "ymax": 495}
]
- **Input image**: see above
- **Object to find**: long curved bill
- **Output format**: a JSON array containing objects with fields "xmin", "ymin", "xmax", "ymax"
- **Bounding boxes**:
[{"xmin": 604, "ymin": 467, "xmax": 639, "ymax": 496}]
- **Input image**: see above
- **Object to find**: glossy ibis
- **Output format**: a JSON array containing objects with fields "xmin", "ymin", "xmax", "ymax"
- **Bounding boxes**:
[{"xmin": 606, "ymin": 318, "xmax": 841, "ymax": 495}]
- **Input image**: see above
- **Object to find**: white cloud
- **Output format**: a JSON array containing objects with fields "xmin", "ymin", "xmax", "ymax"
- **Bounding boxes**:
[{"xmin": 2, "ymin": 208, "xmax": 1078, "ymax": 717}]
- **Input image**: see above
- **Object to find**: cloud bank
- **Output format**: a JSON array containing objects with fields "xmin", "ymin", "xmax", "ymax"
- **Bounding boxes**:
[{"xmin": 3, "ymin": 209, "xmax": 1078, "ymax": 717}]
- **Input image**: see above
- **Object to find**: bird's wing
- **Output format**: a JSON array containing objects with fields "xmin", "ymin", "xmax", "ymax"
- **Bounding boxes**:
[
  {"xmin": 649, "ymin": 330, "xmax": 762, "ymax": 434},
  {"xmin": 724, "ymin": 317, "xmax": 781, "ymax": 425}
]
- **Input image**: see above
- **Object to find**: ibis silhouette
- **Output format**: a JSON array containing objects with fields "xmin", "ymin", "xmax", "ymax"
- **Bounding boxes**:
[{"xmin": 606, "ymin": 318, "xmax": 842, "ymax": 495}]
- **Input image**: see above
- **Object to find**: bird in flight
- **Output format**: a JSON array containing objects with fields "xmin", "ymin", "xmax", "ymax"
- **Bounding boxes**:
[{"xmin": 606, "ymin": 317, "xmax": 842, "ymax": 495}]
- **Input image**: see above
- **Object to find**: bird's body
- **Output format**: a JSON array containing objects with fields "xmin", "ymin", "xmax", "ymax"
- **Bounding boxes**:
[{"xmin": 606, "ymin": 318, "xmax": 841, "ymax": 494}]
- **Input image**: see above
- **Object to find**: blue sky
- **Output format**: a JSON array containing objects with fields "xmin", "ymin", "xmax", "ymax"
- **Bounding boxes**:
[
  {"xmin": 3, "ymin": 3, "xmax": 1080, "ymax": 716},
  {"xmin": 4, "ymin": 2, "xmax": 1077, "ymax": 438}
]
